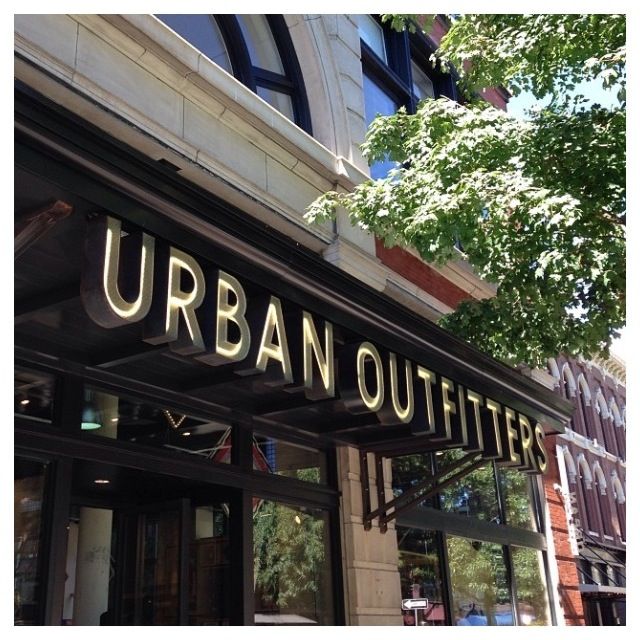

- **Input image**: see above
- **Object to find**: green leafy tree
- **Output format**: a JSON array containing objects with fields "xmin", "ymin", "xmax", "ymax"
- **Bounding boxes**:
[
  {"xmin": 253, "ymin": 492, "xmax": 326, "ymax": 618},
  {"xmin": 306, "ymin": 14, "xmax": 625, "ymax": 366}
]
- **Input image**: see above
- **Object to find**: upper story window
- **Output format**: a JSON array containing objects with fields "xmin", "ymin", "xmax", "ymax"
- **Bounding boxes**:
[
  {"xmin": 157, "ymin": 14, "xmax": 312, "ymax": 134},
  {"xmin": 357, "ymin": 15, "xmax": 453, "ymax": 179}
]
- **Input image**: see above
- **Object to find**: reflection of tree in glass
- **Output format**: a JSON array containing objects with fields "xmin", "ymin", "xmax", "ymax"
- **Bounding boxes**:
[
  {"xmin": 253, "ymin": 491, "xmax": 325, "ymax": 616},
  {"xmin": 499, "ymin": 469, "xmax": 535, "ymax": 530},
  {"xmin": 447, "ymin": 537, "xmax": 510, "ymax": 625},
  {"xmin": 392, "ymin": 453, "xmax": 435, "ymax": 505},
  {"xmin": 397, "ymin": 527, "xmax": 443, "ymax": 602},
  {"xmin": 437, "ymin": 450, "xmax": 499, "ymax": 522},
  {"xmin": 511, "ymin": 546, "xmax": 549, "ymax": 625}
]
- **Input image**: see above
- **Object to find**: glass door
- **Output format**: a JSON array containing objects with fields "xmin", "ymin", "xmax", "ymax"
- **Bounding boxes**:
[
  {"xmin": 118, "ymin": 502, "xmax": 183, "ymax": 625},
  {"xmin": 62, "ymin": 462, "xmax": 231, "ymax": 625}
]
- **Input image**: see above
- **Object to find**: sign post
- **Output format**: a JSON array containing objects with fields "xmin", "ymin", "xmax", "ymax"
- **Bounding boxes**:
[{"xmin": 402, "ymin": 598, "xmax": 429, "ymax": 626}]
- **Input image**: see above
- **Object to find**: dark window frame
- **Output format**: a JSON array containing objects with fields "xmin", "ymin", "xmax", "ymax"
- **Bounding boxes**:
[
  {"xmin": 159, "ymin": 14, "xmax": 312, "ymax": 134},
  {"xmin": 360, "ymin": 15, "xmax": 458, "ymax": 119}
]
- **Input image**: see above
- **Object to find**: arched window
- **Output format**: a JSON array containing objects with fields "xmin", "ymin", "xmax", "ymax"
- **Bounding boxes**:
[
  {"xmin": 575, "ymin": 373, "xmax": 593, "ymax": 439},
  {"xmin": 593, "ymin": 388, "xmax": 617, "ymax": 455},
  {"xmin": 594, "ymin": 389, "xmax": 610, "ymax": 421},
  {"xmin": 609, "ymin": 399, "xmax": 623, "ymax": 428},
  {"xmin": 592, "ymin": 461, "xmax": 614, "ymax": 536},
  {"xmin": 157, "ymin": 15, "xmax": 312, "ymax": 133},
  {"xmin": 592, "ymin": 462, "xmax": 607, "ymax": 495},
  {"xmin": 561, "ymin": 446, "xmax": 577, "ymax": 484},
  {"xmin": 577, "ymin": 453, "xmax": 592, "ymax": 489},
  {"xmin": 612, "ymin": 401, "xmax": 626, "ymax": 461},
  {"xmin": 548, "ymin": 358, "xmax": 561, "ymax": 388},
  {"xmin": 562, "ymin": 364, "xmax": 577, "ymax": 398},
  {"xmin": 576, "ymin": 374, "xmax": 591, "ymax": 405},
  {"xmin": 611, "ymin": 473, "xmax": 625, "ymax": 505}
]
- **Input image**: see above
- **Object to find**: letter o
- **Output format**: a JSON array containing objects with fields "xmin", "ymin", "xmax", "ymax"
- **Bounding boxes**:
[{"xmin": 356, "ymin": 342, "xmax": 384, "ymax": 412}]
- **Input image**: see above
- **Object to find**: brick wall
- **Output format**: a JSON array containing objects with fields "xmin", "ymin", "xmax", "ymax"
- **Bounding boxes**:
[
  {"xmin": 544, "ymin": 435, "xmax": 586, "ymax": 625},
  {"xmin": 375, "ymin": 239, "xmax": 471, "ymax": 309}
]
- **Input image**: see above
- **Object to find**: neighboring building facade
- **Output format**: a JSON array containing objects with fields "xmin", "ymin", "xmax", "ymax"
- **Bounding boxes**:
[
  {"xmin": 545, "ymin": 355, "xmax": 626, "ymax": 625},
  {"xmin": 15, "ymin": 15, "xmax": 576, "ymax": 626}
]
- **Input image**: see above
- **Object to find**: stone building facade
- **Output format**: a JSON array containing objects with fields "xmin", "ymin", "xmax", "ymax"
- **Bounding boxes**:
[{"xmin": 15, "ymin": 14, "xmax": 584, "ymax": 627}]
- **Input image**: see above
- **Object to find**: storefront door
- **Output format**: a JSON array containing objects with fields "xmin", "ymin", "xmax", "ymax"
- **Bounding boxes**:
[{"xmin": 62, "ymin": 462, "xmax": 231, "ymax": 625}]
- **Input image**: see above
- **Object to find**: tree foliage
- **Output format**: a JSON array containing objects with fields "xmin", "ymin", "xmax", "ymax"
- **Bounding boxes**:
[{"xmin": 306, "ymin": 14, "xmax": 625, "ymax": 366}]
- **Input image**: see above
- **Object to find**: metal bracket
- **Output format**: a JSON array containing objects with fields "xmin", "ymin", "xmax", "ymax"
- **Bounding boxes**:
[
  {"xmin": 15, "ymin": 200, "xmax": 73, "ymax": 259},
  {"xmin": 361, "ymin": 451, "xmax": 485, "ymax": 533}
]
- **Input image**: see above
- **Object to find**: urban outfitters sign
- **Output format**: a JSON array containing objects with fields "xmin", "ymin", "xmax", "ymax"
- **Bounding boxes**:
[{"xmin": 81, "ymin": 215, "xmax": 548, "ymax": 474}]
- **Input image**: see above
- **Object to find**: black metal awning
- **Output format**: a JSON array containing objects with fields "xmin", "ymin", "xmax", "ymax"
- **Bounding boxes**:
[{"xmin": 15, "ymin": 82, "xmax": 573, "ymax": 465}]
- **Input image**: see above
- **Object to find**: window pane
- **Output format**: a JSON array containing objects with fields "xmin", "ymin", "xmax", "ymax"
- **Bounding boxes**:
[
  {"xmin": 357, "ymin": 14, "xmax": 387, "ymax": 62},
  {"xmin": 253, "ymin": 501, "xmax": 334, "ymax": 624},
  {"xmin": 511, "ymin": 546, "xmax": 550, "ymax": 626},
  {"xmin": 392, "ymin": 453, "xmax": 437, "ymax": 508},
  {"xmin": 363, "ymin": 73, "xmax": 399, "ymax": 179},
  {"xmin": 236, "ymin": 15, "xmax": 285, "ymax": 74},
  {"xmin": 83, "ymin": 388, "xmax": 231, "ymax": 463},
  {"xmin": 157, "ymin": 15, "xmax": 232, "ymax": 74},
  {"xmin": 253, "ymin": 433, "xmax": 326, "ymax": 484},
  {"xmin": 189, "ymin": 504, "xmax": 231, "ymax": 624},
  {"xmin": 15, "ymin": 457, "xmax": 48, "ymax": 625},
  {"xmin": 437, "ymin": 449, "xmax": 500, "ymax": 523},
  {"xmin": 447, "ymin": 536, "xmax": 513, "ymax": 626},
  {"xmin": 411, "ymin": 60, "xmax": 435, "ymax": 101},
  {"xmin": 15, "ymin": 368, "xmax": 55, "ymax": 425},
  {"xmin": 256, "ymin": 86, "xmax": 295, "ymax": 121},
  {"xmin": 499, "ymin": 468, "xmax": 537, "ymax": 530},
  {"xmin": 397, "ymin": 527, "xmax": 446, "ymax": 625}
]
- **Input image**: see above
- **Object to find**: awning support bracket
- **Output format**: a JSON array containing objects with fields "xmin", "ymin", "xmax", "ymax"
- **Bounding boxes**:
[{"xmin": 361, "ymin": 451, "xmax": 484, "ymax": 533}]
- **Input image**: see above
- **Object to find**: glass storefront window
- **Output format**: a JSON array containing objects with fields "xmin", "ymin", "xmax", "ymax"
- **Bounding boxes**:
[
  {"xmin": 15, "ymin": 368, "xmax": 55, "ymax": 425},
  {"xmin": 82, "ymin": 388, "xmax": 231, "ymax": 463},
  {"xmin": 15, "ymin": 457, "xmax": 48, "ymax": 625},
  {"xmin": 437, "ymin": 449, "xmax": 500, "ymax": 523},
  {"xmin": 397, "ymin": 527, "xmax": 446, "ymax": 625},
  {"xmin": 511, "ymin": 546, "xmax": 550, "ymax": 626},
  {"xmin": 253, "ymin": 501, "xmax": 333, "ymax": 624},
  {"xmin": 391, "ymin": 452, "xmax": 437, "ymax": 508},
  {"xmin": 499, "ymin": 468, "xmax": 537, "ymax": 530},
  {"xmin": 252, "ymin": 433, "xmax": 326, "ymax": 484},
  {"xmin": 447, "ymin": 535, "xmax": 513, "ymax": 626},
  {"xmin": 63, "ymin": 461, "xmax": 232, "ymax": 625}
]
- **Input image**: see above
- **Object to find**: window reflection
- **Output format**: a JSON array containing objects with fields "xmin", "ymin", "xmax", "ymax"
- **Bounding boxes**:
[
  {"xmin": 82, "ymin": 388, "xmax": 231, "ymax": 463},
  {"xmin": 362, "ymin": 74, "xmax": 400, "ymax": 179},
  {"xmin": 256, "ymin": 86, "xmax": 295, "ymax": 120},
  {"xmin": 411, "ymin": 60, "xmax": 435, "ymax": 101},
  {"xmin": 15, "ymin": 457, "xmax": 47, "ymax": 625},
  {"xmin": 391, "ymin": 453, "xmax": 437, "ymax": 508},
  {"xmin": 15, "ymin": 368, "xmax": 55, "ymax": 425},
  {"xmin": 397, "ymin": 527, "xmax": 446, "ymax": 625},
  {"xmin": 236, "ymin": 15, "xmax": 285, "ymax": 74},
  {"xmin": 511, "ymin": 546, "xmax": 550, "ymax": 626},
  {"xmin": 447, "ymin": 536, "xmax": 513, "ymax": 626},
  {"xmin": 252, "ymin": 433, "xmax": 326, "ymax": 484},
  {"xmin": 253, "ymin": 501, "xmax": 333, "ymax": 624},
  {"xmin": 498, "ymin": 468, "xmax": 537, "ymax": 530},
  {"xmin": 437, "ymin": 450, "xmax": 500, "ymax": 523},
  {"xmin": 357, "ymin": 14, "xmax": 387, "ymax": 62},
  {"xmin": 156, "ymin": 15, "xmax": 232, "ymax": 73}
]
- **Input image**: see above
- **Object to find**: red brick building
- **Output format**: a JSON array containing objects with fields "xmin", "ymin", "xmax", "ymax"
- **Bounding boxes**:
[{"xmin": 545, "ymin": 355, "xmax": 626, "ymax": 625}]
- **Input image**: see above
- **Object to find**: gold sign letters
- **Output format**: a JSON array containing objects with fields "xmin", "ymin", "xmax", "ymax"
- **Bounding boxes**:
[{"xmin": 81, "ymin": 215, "xmax": 548, "ymax": 474}]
